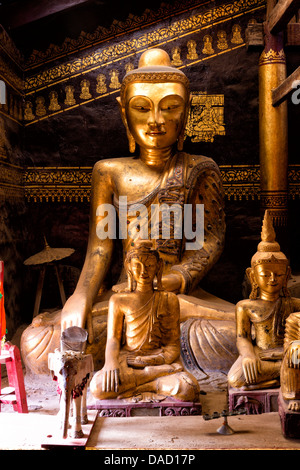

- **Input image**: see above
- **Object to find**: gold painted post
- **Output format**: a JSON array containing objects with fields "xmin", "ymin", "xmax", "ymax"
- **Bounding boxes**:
[{"xmin": 259, "ymin": 0, "xmax": 289, "ymax": 232}]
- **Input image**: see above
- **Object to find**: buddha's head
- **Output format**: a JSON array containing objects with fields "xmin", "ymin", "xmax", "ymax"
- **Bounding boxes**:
[
  {"xmin": 125, "ymin": 240, "xmax": 163, "ymax": 291},
  {"xmin": 117, "ymin": 48, "xmax": 190, "ymax": 154},
  {"xmin": 247, "ymin": 211, "xmax": 290, "ymax": 300}
]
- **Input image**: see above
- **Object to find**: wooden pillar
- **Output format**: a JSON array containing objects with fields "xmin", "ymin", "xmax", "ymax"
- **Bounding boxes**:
[{"xmin": 259, "ymin": 21, "xmax": 289, "ymax": 233}]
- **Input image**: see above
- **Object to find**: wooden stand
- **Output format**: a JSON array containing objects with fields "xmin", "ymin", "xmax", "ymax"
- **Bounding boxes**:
[
  {"xmin": 89, "ymin": 398, "xmax": 202, "ymax": 417},
  {"xmin": 229, "ymin": 387, "xmax": 279, "ymax": 414},
  {"xmin": 0, "ymin": 342, "xmax": 28, "ymax": 413},
  {"xmin": 278, "ymin": 389, "xmax": 300, "ymax": 439}
]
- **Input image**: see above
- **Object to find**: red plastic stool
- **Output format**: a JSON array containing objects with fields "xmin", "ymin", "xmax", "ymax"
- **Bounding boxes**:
[{"xmin": 0, "ymin": 341, "xmax": 28, "ymax": 413}]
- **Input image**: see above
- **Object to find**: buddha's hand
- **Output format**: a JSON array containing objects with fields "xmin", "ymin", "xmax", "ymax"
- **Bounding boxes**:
[
  {"xmin": 242, "ymin": 354, "xmax": 261, "ymax": 385},
  {"xmin": 101, "ymin": 362, "xmax": 120, "ymax": 393},
  {"xmin": 287, "ymin": 341, "xmax": 300, "ymax": 369},
  {"xmin": 127, "ymin": 353, "xmax": 165, "ymax": 369},
  {"xmin": 61, "ymin": 294, "xmax": 91, "ymax": 333}
]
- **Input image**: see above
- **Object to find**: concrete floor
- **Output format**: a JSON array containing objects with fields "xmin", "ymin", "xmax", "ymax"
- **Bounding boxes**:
[
  {"xmin": 1, "ymin": 324, "xmax": 300, "ymax": 451},
  {"xmin": 1, "ymin": 371, "xmax": 300, "ymax": 450}
]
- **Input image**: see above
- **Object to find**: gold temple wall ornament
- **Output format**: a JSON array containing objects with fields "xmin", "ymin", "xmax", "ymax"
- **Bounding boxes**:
[
  {"xmin": 23, "ymin": 164, "xmax": 300, "ymax": 204},
  {"xmin": 171, "ymin": 47, "xmax": 183, "ymax": 66},
  {"xmin": 96, "ymin": 74, "xmax": 107, "ymax": 94},
  {"xmin": 48, "ymin": 91, "xmax": 61, "ymax": 112},
  {"xmin": 217, "ymin": 31, "xmax": 229, "ymax": 50},
  {"xmin": 202, "ymin": 35, "xmax": 215, "ymax": 54},
  {"xmin": 24, "ymin": 0, "xmax": 265, "ymax": 93},
  {"xmin": 259, "ymin": 24, "xmax": 288, "ymax": 227},
  {"xmin": 24, "ymin": 101, "xmax": 35, "ymax": 121},
  {"xmin": 231, "ymin": 24, "xmax": 244, "ymax": 44},
  {"xmin": 125, "ymin": 63, "xmax": 134, "ymax": 73},
  {"xmin": 185, "ymin": 92, "xmax": 225, "ymax": 143},
  {"xmin": 0, "ymin": 160, "xmax": 24, "ymax": 202},
  {"xmin": 187, "ymin": 40, "xmax": 198, "ymax": 60},
  {"xmin": 79, "ymin": 79, "xmax": 92, "ymax": 100},
  {"xmin": 109, "ymin": 70, "xmax": 121, "ymax": 89},
  {"xmin": 35, "ymin": 96, "xmax": 46, "ymax": 117},
  {"xmin": 64, "ymin": 85, "xmax": 76, "ymax": 106}
]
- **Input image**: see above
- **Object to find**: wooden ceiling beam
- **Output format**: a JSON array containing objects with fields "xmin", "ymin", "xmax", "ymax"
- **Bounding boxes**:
[{"xmin": 267, "ymin": 0, "xmax": 300, "ymax": 34}]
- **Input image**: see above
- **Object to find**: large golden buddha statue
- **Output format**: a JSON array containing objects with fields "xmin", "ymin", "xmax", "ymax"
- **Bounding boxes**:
[
  {"xmin": 228, "ymin": 211, "xmax": 300, "ymax": 390},
  {"xmin": 21, "ymin": 48, "xmax": 235, "ymax": 377}
]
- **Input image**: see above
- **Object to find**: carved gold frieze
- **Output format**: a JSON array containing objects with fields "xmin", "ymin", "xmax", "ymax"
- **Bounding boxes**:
[
  {"xmin": 186, "ymin": 92, "xmax": 225, "ymax": 143},
  {"xmin": 24, "ymin": 0, "xmax": 265, "ymax": 94},
  {"xmin": 0, "ymin": 160, "xmax": 24, "ymax": 202},
  {"xmin": 259, "ymin": 48, "xmax": 286, "ymax": 66},
  {"xmin": 23, "ymin": 164, "xmax": 300, "ymax": 203}
]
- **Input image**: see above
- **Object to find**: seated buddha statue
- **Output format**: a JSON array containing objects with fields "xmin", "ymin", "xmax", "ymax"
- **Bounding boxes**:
[
  {"xmin": 280, "ymin": 312, "xmax": 300, "ymax": 411},
  {"xmin": 90, "ymin": 240, "xmax": 200, "ymax": 402},
  {"xmin": 228, "ymin": 211, "xmax": 300, "ymax": 390},
  {"xmin": 21, "ymin": 48, "xmax": 236, "ymax": 377}
]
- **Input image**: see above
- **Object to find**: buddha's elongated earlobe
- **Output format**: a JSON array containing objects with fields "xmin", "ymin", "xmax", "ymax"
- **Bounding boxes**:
[
  {"xmin": 177, "ymin": 95, "xmax": 191, "ymax": 151},
  {"xmin": 116, "ymin": 96, "xmax": 136, "ymax": 153},
  {"xmin": 177, "ymin": 130, "xmax": 185, "ymax": 151},
  {"xmin": 282, "ymin": 266, "xmax": 291, "ymax": 298},
  {"xmin": 127, "ymin": 131, "xmax": 136, "ymax": 154},
  {"xmin": 246, "ymin": 267, "xmax": 258, "ymax": 300}
]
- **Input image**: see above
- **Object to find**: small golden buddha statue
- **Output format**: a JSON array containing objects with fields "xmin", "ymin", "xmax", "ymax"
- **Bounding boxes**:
[
  {"xmin": 228, "ymin": 211, "xmax": 300, "ymax": 390},
  {"xmin": 90, "ymin": 240, "xmax": 200, "ymax": 402},
  {"xmin": 21, "ymin": 48, "xmax": 231, "ymax": 377},
  {"xmin": 280, "ymin": 311, "xmax": 300, "ymax": 411}
]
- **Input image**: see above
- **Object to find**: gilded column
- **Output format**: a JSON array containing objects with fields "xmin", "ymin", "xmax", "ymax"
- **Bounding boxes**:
[{"xmin": 259, "ymin": 23, "xmax": 288, "ymax": 228}]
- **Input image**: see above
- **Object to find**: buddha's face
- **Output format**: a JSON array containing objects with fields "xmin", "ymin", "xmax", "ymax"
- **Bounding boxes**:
[
  {"xmin": 130, "ymin": 254, "xmax": 158, "ymax": 287},
  {"xmin": 123, "ymin": 82, "xmax": 189, "ymax": 151},
  {"xmin": 252, "ymin": 262, "xmax": 288, "ymax": 299}
]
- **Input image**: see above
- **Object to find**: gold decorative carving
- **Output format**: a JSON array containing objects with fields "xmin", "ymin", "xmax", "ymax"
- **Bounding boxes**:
[
  {"xmin": 187, "ymin": 40, "xmax": 198, "ymax": 60},
  {"xmin": 64, "ymin": 85, "xmax": 76, "ymax": 106},
  {"xmin": 259, "ymin": 49, "xmax": 286, "ymax": 66},
  {"xmin": 109, "ymin": 70, "xmax": 121, "ymax": 90},
  {"xmin": 202, "ymin": 35, "xmax": 214, "ymax": 54},
  {"xmin": 231, "ymin": 24, "xmax": 244, "ymax": 44},
  {"xmin": 24, "ymin": 101, "xmax": 35, "ymax": 121},
  {"xmin": 48, "ymin": 91, "xmax": 61, "ymax": 112},
  {"xmin": 171, "ymin": 47, "xmax": 183, "ymax": 66},
  {"xmin": 0, "ymin": 160, "xmax": 24, "ymax": 202},
  {"xmin": 125, "ymin": 63, "xmax": 135, "ymax": 73},
  {"xmin": 0, "ymin": 53, "xmax": 23, "ymax": 93},
  {"xmin": 24, "ymin": 0, "xmax": 265, "ymax": 92},
  {"xmin": 217, "ymin": 31, "xmax": 228, "ymax": 50},
  {"xmin": 22, "ymin": 165, "xmax": 300, "ymax": 203},
  {"xmin": 260, "ymin": 191, "xmax": 289, "ymax": 226},
  {"xmin": 80, "ymin": 79, "xmax": 92, "ymax": 100},
  {"xmin": 35, "ymin": 96, "xmax": 46, "ymax": 117},
  {"xmin": 96, "ymin": 74, "xmax": 107, "ymax": 94},
  {"xmin": 185, "ymin": 92, "xmax": 225, "ymax": 143}
]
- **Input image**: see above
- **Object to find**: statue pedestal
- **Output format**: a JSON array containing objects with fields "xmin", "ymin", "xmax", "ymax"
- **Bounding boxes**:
[
  {"xmin": 229, "ymin": 387, "xmax": 279, "ymax": 415},
  {"xmin": 88, "ymin": 398, "xmax": 202, "ymax": 417},
  {"xmin": 278, "ymin": 389, "xmax": 300, "ymax": 439}
]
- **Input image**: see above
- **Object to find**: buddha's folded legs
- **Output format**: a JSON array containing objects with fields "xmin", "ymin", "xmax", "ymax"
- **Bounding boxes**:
[
  {"xmin": 21, "ymin": 296, "xmax": 237, "ymax": 378},
  {"xmin": 118, "ymin": 370, "xmax": 200, "ymax": 402}
]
